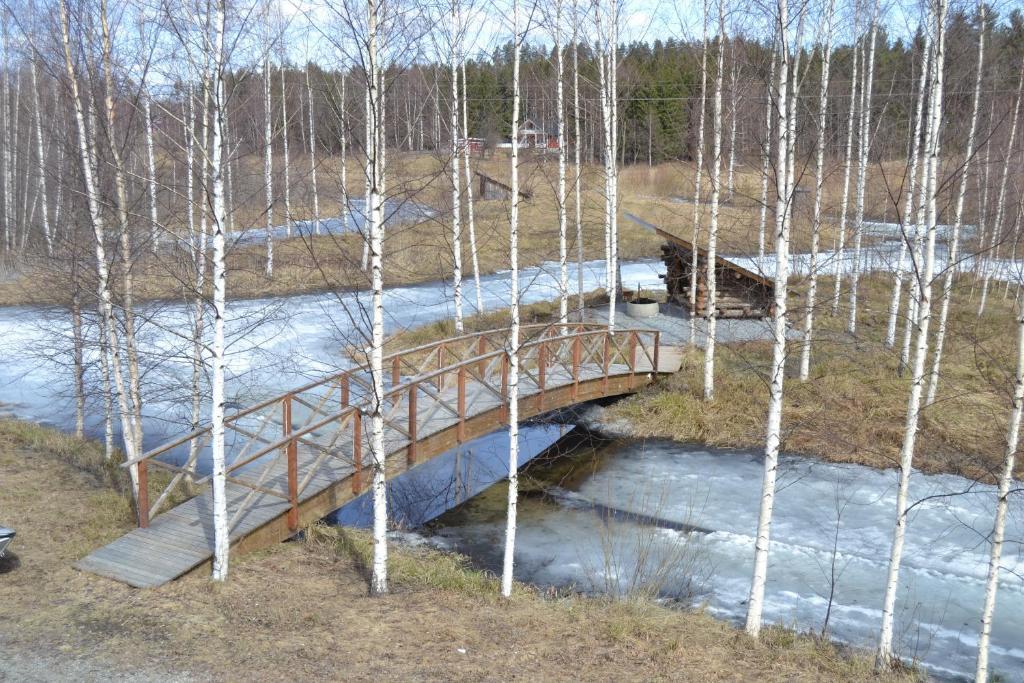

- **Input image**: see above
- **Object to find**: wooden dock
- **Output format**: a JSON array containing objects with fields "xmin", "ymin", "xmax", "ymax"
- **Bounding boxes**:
[{"xmin": 77, "ymin": 325, "xmax": 681, "ymax": 588}]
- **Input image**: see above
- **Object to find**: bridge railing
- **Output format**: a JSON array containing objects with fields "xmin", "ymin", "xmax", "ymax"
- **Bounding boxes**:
[{"xmin": 122, "ymin": 324, "xmax": 662, "ymax": 531}]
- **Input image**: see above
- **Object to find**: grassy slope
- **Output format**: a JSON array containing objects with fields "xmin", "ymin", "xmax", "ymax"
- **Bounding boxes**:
[{"xmin": 0, "ymin": 418, "xmax": 918, "ymax": 681}]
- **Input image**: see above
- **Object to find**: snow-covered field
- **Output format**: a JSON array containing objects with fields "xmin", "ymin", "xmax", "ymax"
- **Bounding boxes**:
[{"xmin": 426, "ymin": 440, "xmax": 1024, "ymax": 681}]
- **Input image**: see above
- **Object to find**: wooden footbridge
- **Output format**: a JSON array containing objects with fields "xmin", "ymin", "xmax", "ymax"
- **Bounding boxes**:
[{"xmin": 77, "ymin": 323, "xmax": 681, "ymax": 588}]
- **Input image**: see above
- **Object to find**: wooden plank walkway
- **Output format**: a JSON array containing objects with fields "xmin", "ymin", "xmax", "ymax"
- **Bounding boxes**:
[{"xmin": 77, "ymin": 327, "xmax": 681, "ymax": 588}]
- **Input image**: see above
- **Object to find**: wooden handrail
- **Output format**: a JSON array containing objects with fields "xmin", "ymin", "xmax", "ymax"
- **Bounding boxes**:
[{"xmin": 123, "ymin": 325, "xmax": 661, "ymax": 474}]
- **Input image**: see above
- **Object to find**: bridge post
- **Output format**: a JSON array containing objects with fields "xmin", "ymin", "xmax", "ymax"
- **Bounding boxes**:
[
  {"xmin": 477, "ymin": 335, "xmax": 487, "ymax": 377},
  {"xmin": 571, "ymin": 334, "xmax": 581, "ymax": 400},
  {"xmin": 137, "ymin": 461, "xmax": 149, "ymax": 528},
  {"xmin": 628, "ymin": 332, "xmax": 638, "ymax": 390},
  {"xmin": 500, "ymin": 352, "xmax": 509, "ymax": 421},
  {"xmin": 284, "ymin": 396, "xmax": 298, "ymax": 532},
  {"xmin": 457, "ymin": 367, "xmax": 467, "ymax": 442},
  {"xmin": 392, "ymin": 356, "xmax": 401, "ymax": 386},
  {"xmin": 408, "ymin": 384, "xmax": 418, "ymax": 465},
  {"xmin": 602, "ymin": 332, "xmax": 611, "ymax": 394},
  {"xmin": 437, "ymin": 345, "xmax": 445, "ymax": 390},
  {"xmin": 352, "ymin": 411, "xmax": 363, "ymax": 494},
  {"xmin": 538, "ymin": 342, "xmax": 546, "ymax": 410},
  {"xmin": 340, "ymin": 374, "xmax": 350, "ymax": 407},
  {"xmin": 653, "ymin": 332, "xmax": 660, "ymax": 373}
]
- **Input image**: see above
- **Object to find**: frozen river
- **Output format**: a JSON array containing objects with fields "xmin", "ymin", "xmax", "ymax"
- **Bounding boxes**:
[
  {"xmin": 0, "ymin": 257, "xmax": 665, "ymax": 448},
  {"xmin": 425, "ymin": 436, "xmax": 1024, "ymax": 681}
]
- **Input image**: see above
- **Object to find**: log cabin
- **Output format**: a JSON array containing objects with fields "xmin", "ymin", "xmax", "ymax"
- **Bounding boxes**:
[{"xmin": 655, "ymin": 226, "xmax": 774, "ymax": 319}]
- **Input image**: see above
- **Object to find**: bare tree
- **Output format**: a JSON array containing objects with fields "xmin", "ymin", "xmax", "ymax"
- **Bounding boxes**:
[
  {"xmin": 501, "ymin": 0, "xmax": 523, "ymax": 600},
  {"xmin": 702, "ymin": 0, "xmax": 725, "ymax": 400},
  {"xmin": 846, "ymin": 4, "xmax": 879, "ymax": 335},
  {"xmin": 799, "ymin": 0, "xmax": 836, "ymax": 382},
  {"xmin": 689, "ymin": 0, "xmax": 708, "ymax": 344},
  {"xmin": 745, "ymin": 0, "xmax": 791, "ymax": 638},
  {"xmin": 877, "ymin": 0, "xmax": 948, "ymax": 666},
  {"xmin": 926, "ymin": 1, "xmax": 985, "ymax": 406}
]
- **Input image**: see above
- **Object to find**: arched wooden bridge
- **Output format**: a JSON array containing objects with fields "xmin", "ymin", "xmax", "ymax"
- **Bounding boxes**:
[{"xmin": 77, "ymin": 323, "xmax": 682, "ymax": 588}]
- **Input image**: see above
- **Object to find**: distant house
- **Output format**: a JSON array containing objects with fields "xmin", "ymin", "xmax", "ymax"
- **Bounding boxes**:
[
  {"xmin": 457, "ymin": 137, "xmax": 486, "ymax": 155},
  {"xmin": 495, "ymin": 119, "xmax": 559, "ymax": 151}
]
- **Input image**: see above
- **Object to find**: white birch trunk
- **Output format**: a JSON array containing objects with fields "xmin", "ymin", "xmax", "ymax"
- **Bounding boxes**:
[
  {"xmin": 555, "ymin": 0, "xmax": 568, "ymax": 327},
  {"xmin": 689, "ymin": 0, "xmax": 709, "ymax": 345},
  {"xmin": 362, "ymin": 86, "xmax": 371, "ymax": 271},
  {"xmin": 366, "ymin": 0, "xmax": 388, "ymax": 595},
  {"xmin": 975, "ymin": 249, "xmax": 1024, "ymax": 680},
  {"xmin": 926, "ymin": 3, "xmax": 984, "ymax": 406},
  {"xmin": 977, "ymin": 62, "xmax": 1023, "ymax": 317},
  {"xmin": 460, "ymin": 60, "xmax": 483, "ymax": 315},
  {"xmin": 877, "ymin": 0, "xmax": 947, "ymax": 665},
  {"xmin": 501, "ymin": 0, "xmax": 522, "ymax": 599},
  {"xmin": 725, "ymin": 51, "xmax": 738, "ymax": 200},
  {"xmin": 208, "ymin": 0, "xmax": 230, "ymax": 582},
  {"xmin": 831, "ymin": 37, "xmax": 860, "ymax": 315},
  {"xmin": 59, "ymin": 0, "xmax": 140, "ymax": 496},
  {"xmin": 572, "ymin": 8, "xmax": 585, "ymax": 317},
  {"xmin": 281, "ymin": 67, "xmax": 292, "ymax": 236},
  {"xmin": 340, "ymin": 71, "xmax": 349, "ymax": 232},
  {"xmin": 307, "ymin": 65, "xmax": 321, "ymax": 235},
  {"xmin": 846, "ymin": 12, "xmax": 878, "ymax": 335},
  {"xmin": 885, "ymin": 33, "xmax": 931, "ymax": 349},
  {"xmin": 449, "ymin": 0, "xmax": 464, "ymax": 334},
  {"xmin": 703, "ymin": 0, "xmax": 725, "ymax": 400},
  {"xmin": 745, "ymin": 0, "xmax": 789, "ymax": 637},
  {"xmin": 756, "ymin": 50, "xmax": 775, "ymax": 262},
  {"xmin": 799, "ymin": 0, "xmax": 835, "ymax": 382},
  {"xmin": 144, "ymin": 91, "xmax": 159, "ymax": 252},
  {"xmin": 29, "ymin": 59, "xmax": 50, "ymax": 256},
  {"xmin": 264, "ymin": 55, "xmax": 274, "ymax": 276}
]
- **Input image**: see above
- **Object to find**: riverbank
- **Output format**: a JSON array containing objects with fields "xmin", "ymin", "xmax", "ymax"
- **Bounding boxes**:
[
  {"xmin": 608, "ymin": 273, "xmax": 1022, "ymax": 482},
  {"xmin": 0, "ymin": 418, "xmax": 918, "ymax": 680}
]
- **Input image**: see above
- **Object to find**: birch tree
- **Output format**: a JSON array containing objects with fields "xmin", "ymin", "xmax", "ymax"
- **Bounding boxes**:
[
  {"xmin": 877, "ymin": 0, "xmax": 948, "ymax": 665},
  {"xmin": 756, "ymin": 49, "xmax": 774, "ymax": 262},
  {"xmin": 59, "ymin": 0, "xmax": 141, "ymax": 501},
  {"xmin": 460, "ymin": 59, "xmax": 483, "ymax": 314},
  {"xmin": 555, "ymin": 0, "xmax": 569, "ymax": 326},
  {"xmin": 501, "ymin": 0, "xmax": 522, "ymax": 599},
  {"xmin": 307, "ymin": 64, "xmax": 321, "ymax": 234},
  {"xmin": 798, "ymin": 0, "xmax": 835, "ymax": 382},
  {"xmin": 263, "ymin": 46, "xmax": 274, "ymax": 275},
  {"xmin": 745, "ymin": 0, "xmax": 790, "ymax": 638},
  {"xmin": 449, "ymin": 0, "xmax": 464, "ymax": 333},
  {"xmin": 366, "ymin": 0, "xmax": 389, "ymax": 595},
  {"xmin": 280, "ymin": 64, "xmax": 292, "ymax": 236},
  {"xmin": 830, "ymin": 30, "xmax": 859, "ymax": 315},
  {"xmin": 725, "ymin": 48, "xmax": 737, "ymax": 200},
  {"xmin": 29, "ymin": 58, "xmax": 50, "ymax": 256},
  {"xmin": 846, "ymin": 6, "xmax": 879, "ymax": 335},
  {"xmin": 977, "ymin": 61, "xmax": 1023, "ymax": 318},
  {"xmin": 885, "ymin": 29, "xmax": 931, "ymax": 350},
  {"xmin": 689, "ymin": 0, "xmax": 709, "ymax": 344},
  {"xmin": 925, "ymin": 1, "xmax": 984, "ymax": 406},
  {"xmin": 975, "ymin": 204, "xmax": 1024, "ymax": 682},
  {"xmin": 703, "ymin": 0, "xmax": 725, "ymax": 400},
  {"xmin": 572, "ymin": 0, "xmax": 584, "ymax": 316},
  {"xmin": 207, "ymin": 0, "xmax": 230, "ymax": 582}
]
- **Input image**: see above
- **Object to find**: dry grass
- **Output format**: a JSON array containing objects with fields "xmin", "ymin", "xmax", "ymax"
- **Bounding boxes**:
[
  {"xmin": 0, "ymin": 417, "xmax": 920, "ymax": 681},
  {"xmin": 0, "ymin": 151, "xmax": 921, "ymax": 307},
  {"xmin": 610, "ymin": 273, "xmax": 1021, "ymax": 481}
]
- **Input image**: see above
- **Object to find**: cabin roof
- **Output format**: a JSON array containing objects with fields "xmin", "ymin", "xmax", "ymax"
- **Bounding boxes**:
[{"xmin": 654, "ymin": 224, "xmax": 773, "ymax": 288}]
